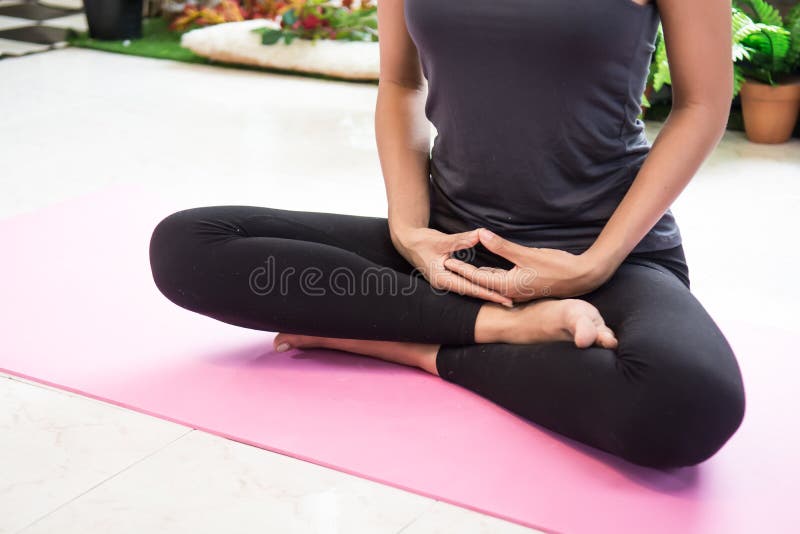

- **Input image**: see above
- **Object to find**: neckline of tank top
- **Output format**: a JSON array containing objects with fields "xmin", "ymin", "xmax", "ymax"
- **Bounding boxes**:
[
  {"xmin": 614, "ymin": 0, "xmax": 657, "ymax": 12},
  {"xmin": 404, "ymin": 1, "xmax": 658, "ymax": 24}
]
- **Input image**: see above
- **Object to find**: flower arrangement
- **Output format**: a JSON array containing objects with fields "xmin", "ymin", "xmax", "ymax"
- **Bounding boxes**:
[
  {"xmin": 252, "ymin": 0, "xmax": 378, "ymax": 45},
  {"xmin": 169, "ymin": 1, "xmax": 377, "ymax": 43},
  {"xmin": 169, "ymin": 1, "xmax": 288, "ymax": 31},
  {"xmin": 170, "ymin": 1, "xmax": 242, "ymax": 31}
]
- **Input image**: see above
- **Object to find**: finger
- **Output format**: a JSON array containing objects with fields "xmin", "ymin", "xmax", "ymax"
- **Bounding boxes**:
[
  {"xmin": 445, "ymin": 260, "xmax": 539, "ymax": 300},
  {"xmin": 477, "ymin": 228, "xmax": 527, "ymax": 262},
  {"xmin": 431, "ymin": 269, "xmax": 514, "ymax": 307},
  {"xmin": 443, "ymin": 257, "xmax": 510, "ymax": 292},
  {"xmin": 442, "ymin": 229, "xmax": 481, "ymax": 253},
  {"xmin": 572, "ymin": 315, "xmax": 597, "ymax": 349},
  {"xmin": 596, "ymin": 326, "xmax": 619, "ymax": 350},
  {"xmin": 475, "ymin": 266, "xmax": 507, "ymax": 274}
]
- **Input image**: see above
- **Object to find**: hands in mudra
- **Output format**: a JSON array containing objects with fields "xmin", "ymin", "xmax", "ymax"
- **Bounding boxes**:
[
  {"xmin": 442, "ymin": 228, "xmax": 613, "ymax": 305},
  {"xmin": 394, "ymin": 226, "xmax": 613, "ymax": 306},
  {"xmin": 392, "ymin": 227, "xmax": 515, "ymax": 307}
]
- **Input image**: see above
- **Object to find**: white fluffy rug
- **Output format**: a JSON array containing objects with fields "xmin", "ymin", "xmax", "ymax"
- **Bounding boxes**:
[{"xmin": 181, "ymin": 19, "xmax": 379, "ymax": 81}]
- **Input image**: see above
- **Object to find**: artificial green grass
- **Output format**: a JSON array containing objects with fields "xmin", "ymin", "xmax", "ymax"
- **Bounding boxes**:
[
  {"xmin": 68, "ymin": 17, "xmax": 205, "ymax": 64},
  {"xmin": 67, "ymin": 17, "xmax": 378, "ymax": 84}
]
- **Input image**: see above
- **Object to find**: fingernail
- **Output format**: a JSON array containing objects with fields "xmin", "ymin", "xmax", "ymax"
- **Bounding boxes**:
[
  {"xmin": 480, "ymin": 228, "xmax": 495, "ymax": 240},
  {"xmin": 276, "ymin": 342, "xmax": 290, "ymax": 352},
  {"xmin": 502, "ymin": 300, "xmax": 514, "ymax": 308}
]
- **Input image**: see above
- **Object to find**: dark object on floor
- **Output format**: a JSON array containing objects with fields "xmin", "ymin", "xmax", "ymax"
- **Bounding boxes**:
[{"xmin": 84, "ymin": 0, "xmax": 144, "ymax": 40}]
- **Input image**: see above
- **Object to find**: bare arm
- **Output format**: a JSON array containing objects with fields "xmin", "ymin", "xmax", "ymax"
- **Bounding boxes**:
[
  {"xmin": 373, "ymin": 0, "xmax": 513, "ymax": 306},
  {"xmin": 374, "ymin": 0, "xmax": 431, "ymax": 244},
  {"xmin": 586, "ymin": 0, "xmax": 733, "ymax": 278}
]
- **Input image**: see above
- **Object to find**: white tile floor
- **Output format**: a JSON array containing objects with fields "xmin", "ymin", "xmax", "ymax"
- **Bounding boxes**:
[{"xmin": 0, "ymin": 47, "xmax": 798, "ymax": 533}]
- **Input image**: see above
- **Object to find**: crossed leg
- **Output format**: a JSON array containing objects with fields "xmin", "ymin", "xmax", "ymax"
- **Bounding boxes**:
[{"xmin": 149, "ymin": 205, "xmax": 745, "ymax": 469}]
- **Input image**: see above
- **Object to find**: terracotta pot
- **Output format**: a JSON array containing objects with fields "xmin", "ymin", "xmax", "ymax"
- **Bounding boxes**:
[{"xmin": 739, "ymin": 79, "xmax": 800, "ymax": 144}]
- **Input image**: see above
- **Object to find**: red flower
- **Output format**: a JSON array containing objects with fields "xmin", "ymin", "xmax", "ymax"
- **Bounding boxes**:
[{"xmin": 301, "ymin": 14, "xmax": 321, "ymax": 30}]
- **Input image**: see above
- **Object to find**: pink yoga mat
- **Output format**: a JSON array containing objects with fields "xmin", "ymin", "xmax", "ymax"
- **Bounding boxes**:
[{"xmin": 1, "ymin": 185, "xmax": 797, "ymax": 534}]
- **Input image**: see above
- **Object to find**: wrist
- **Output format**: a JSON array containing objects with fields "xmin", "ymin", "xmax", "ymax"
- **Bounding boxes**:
[
  {"xmin": 389, "ymin": 223, "xmax": 420, "ymax": 251},
  {"xmin": 580, "ymin": 243, "xmax": 624, "ymax": 284}
]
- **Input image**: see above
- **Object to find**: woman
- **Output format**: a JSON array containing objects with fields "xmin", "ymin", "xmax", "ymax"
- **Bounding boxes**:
[{"xmin": 149, "ymin": 0, "xmax": 745, "ymax": 469}]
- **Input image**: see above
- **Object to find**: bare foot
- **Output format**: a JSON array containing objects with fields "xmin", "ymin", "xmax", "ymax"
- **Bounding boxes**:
[
  {"xmin": 272, "ymin": 298, "xmax": 617, "ymax": 377},
  {"xmin": 272, "ymin": 333, "xmax": 441, "ymax": 375},
  {"xmin": 475, "ymin": 298, "xmax": 618, "ymax": 349}
]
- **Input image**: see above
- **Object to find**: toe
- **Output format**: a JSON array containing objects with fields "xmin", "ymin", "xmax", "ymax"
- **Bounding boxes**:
[
  {"xmin": 572, "ymin": 315, "xmax": 598, "ymax": 348},
  {"xmin": 596, "ymin": 326, "xmax": 618, "ymax": 350},
  {"xmin": 273, "ymin": 333, "xmax": 295, "ymax": 352}
]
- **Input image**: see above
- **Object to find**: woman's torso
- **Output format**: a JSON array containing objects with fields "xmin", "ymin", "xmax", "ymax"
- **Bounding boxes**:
[{"xmin": 405, "ymin": 0, "xmax": 682, "ymax": 254}]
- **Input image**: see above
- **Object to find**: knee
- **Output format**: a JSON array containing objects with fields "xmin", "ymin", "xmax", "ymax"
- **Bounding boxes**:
[
  {"xmin": 613, "ymin": 347, "xmax": 746, "ymax": 469},
  {"xmin": 148, "ymin": 209, "xmax": 202, "ymax": 306}
]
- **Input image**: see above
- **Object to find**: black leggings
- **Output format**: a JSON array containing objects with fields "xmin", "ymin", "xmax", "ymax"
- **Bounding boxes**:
[{"xmin": 148, "ymin": 205, "xmax": 746, "ymax": 469}]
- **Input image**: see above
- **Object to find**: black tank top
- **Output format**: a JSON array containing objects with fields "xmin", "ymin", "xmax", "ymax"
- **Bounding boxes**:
[{"xmin": 404, "ymin": 0, "xmax": 682, "ymax": 254}]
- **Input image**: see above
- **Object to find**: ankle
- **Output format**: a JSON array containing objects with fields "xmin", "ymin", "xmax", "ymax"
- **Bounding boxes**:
[
  {"xmin": 416, "ymin": 344, "xmax": 441, "ymax": 376},
  {"xmin": 474, "ymin": 302, "xmax": 517, "ymax": 343}
]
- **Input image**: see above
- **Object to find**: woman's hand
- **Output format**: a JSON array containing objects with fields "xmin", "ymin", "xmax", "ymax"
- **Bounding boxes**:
[
  {"xmin": 443, "ymin": 228, "xmax": 616, "ymax": 303},
  {"xmin": 392, "ymin": 227, "xmax": 514, "ymax": 307}
]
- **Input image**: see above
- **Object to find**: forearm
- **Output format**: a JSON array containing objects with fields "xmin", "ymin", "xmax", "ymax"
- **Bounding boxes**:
[
  {"xmin": 374, "ymin": 79, "xmax": 432, "ymax": 246},
  {"xmin": 584, "ymin": 0, "xmax": 733, "ymax": 279},
  {"xmin": 586, "ymin": 102, "xmax": 730, "ymax": 276}
]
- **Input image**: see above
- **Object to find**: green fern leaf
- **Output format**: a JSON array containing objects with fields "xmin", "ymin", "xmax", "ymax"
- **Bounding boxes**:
[
  {"xmin": 786, "ymin": 7, "xmax": 800, "ymax": 66},
  {"xmin": 734, "ymin": 0, "xmax": 783, "ymax": 26},
  {"xmin": 652, "ymin": 24, "xmax": 671, "ymax": 91},
  {"xmin": 739, "ymin": 24, "xmax": 791, "ymax": 60},
  {"xmin": 732, "ymin": 42, "xmax": 751, "ymax": 62},
  {"xmin": 731, "ymin": 5, "xmax": 794, "ymax": 84},
  {"xmin": 732, "ymin": 7, "xmax": 754, "ymax": 35},
  {"xmin": 788, "ymin": 3, "xmax": 800, "ymax": 28},
  {"xmin": 733, "ymin": 65, "xmax": 746, "ymax": 97}
]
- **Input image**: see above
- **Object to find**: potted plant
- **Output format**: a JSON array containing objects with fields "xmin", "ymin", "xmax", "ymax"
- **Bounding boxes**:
[
  {"xmin": 641, "ymin": 23, "xmax": 671, "ymax": 116},
  {"xmin": 84, "ymin": 0, "xmax": 145, "ymax": 41},
  {"xmin": 733, "ymin": 0, "xmax": 800, "ymax": 143}
]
